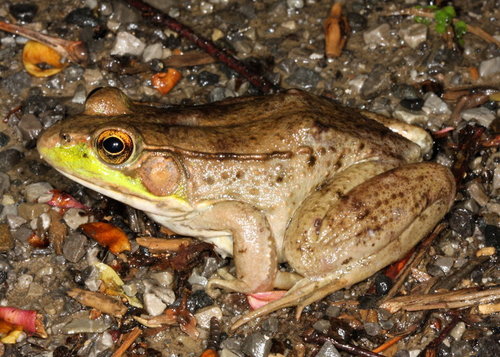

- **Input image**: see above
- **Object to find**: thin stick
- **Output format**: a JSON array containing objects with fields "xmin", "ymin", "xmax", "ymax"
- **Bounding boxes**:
[
  {"xmin": 0, "ymin": 21, "xmax": 88, "ymax": 64},
  {"xmin": 111, "ymin": 327, "xmax": 142, "ymax": 357},
  {"xmin": 303, "ymin": 333, "xmax": 384, "ymax": 357},
  {"xmin": 123, "ymin": 0, "xmax": 280, "ymax": 94}
]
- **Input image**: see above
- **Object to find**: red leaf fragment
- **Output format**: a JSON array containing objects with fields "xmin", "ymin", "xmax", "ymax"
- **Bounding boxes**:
[
  {"xmin": 47, "ymin": 190, "xmax": 89, "ymax": 211},
  {"xmin": 0, "ymin": 307, "xmax": 47, "ymax": 338}
]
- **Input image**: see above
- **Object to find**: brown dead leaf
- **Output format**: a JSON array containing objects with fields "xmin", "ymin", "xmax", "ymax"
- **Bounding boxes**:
[
  {"xmin": 80, "ymin": 222, "xmax": 131, "ymax": 254},
  {"xmin": 22, "ymin": 40, "xmax": 66, "ymax": 77},
  {"xmin": 324, "ymin": 2, "xmax": 350, "ymax": 58},
  {"xmin": 67, "ymin": 288, "xmax": 128, "ymax": 318}
]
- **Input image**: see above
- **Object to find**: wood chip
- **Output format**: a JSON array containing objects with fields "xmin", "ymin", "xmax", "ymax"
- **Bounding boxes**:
[
  {"xmin": 476, "ymin": 247, "xmax": 496, "ymax": 257},
  {"xmin": 111, "ymin": 327, "xmax": 142, "ymax": 357},
  {"xmin": 136, "ymin": 237, "xmax": 193, "ymax": 251},
  {"xmin": 67, "ymin": 288, "xmax": 128, "ymax": 317},
  {"xmin": 478, "ymin": 302, "xmax": 500, "ymax": 314}
]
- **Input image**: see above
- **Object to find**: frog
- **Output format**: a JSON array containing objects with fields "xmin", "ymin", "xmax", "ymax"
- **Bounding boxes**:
[{"xmin": 37, "ymin": 87, "xmax": 455, "ymax": 329}]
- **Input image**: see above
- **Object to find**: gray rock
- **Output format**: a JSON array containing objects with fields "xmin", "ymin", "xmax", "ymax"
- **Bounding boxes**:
[
  {"xmin": 6, "ymin": 215, "xmax": 26, "ymax": 230},
  {"xmin": 0, "ymin": 132, "xmax": 10, "ymax": 147},
  {"xmin": 313, "ymin": 319, "xmax": 331, "ymax": 334},
  {"xmin": 393, "ymin": 107, "xmax": 428, "ymax": 125},
  {"xmin": 0, "ymin": 149, "xmax": 24, "ymax": 172},
  {"xmin": 467, "ymin": 180, "xmax": 489, "ymax": 206},
  {"xmin": 19, "ymin": 114, "xmax": 43, "ymax": 141},
  {"xmin": 194, "ymin": 305, "xmax": 223, "ymax": 329},
  {"xmin": 220, "ymin": 349, "xmax": 240, "ymax": 357},
  {"xmin": 150, "ymin": 271, "xmax": 174, "ymax": 287},
  {"xmin": 63, "ymin": 233, "xmax": 88, "ymax": 263},
  {"xmin": 361, "ymin": 65, "xmax": 392, "ymax": 99},
  {"xmin": 316, "ymin": 341, "xmax": 341, "ymax": 357},
  {"xmin": 63, "ymin": 208, "xmax": 89, "ymax": 230},
  {"xmin": 285, "ymin": 66, "xmax": 321, "ymax": 89},
  {"xmin": 143, "ymin": 292, "xmax": 167, "ymax": 316},
  {"xmin": 72, "ymin": 84, "xmax": 87, "ymax": 104},
  {"xmin": 422, "ymin": 92, "xmax": 451, "ymax": 115},
  {"xmin": 325, "ymin": 305, "xmax": 341, "ymax": 318},
  {"xmin": 364, "ymin": 322, "xmax": 381, "ymax": 336},
  {"xmin": 0, "ymin": 172, "xmax": 9, "ymax": 197},
  {"xmin": 25, "ymin": 182, "xmax": 53, "ymax": 203},
  {"xmin": 111, "ymin": 31, "xmax": 145, "ymax": 57},
  {"xmin": 399, "ymin": 23, "xmax": 427, "ymax": 49},
  {"xmin": 461, "ymin": 107, "xmax": 496, "ymax": 128},
  {"xmin": 434, "ymin": 256, "xmax": 455, "ymax": 275},
  {"xmin": 479, "ymin": 56, "xmax": 500, "ymax": 77},
  {"xmin": 143, "ymin": 43, "xmax": 163, "ymax": 62},
  {"xmin": 242, "ymin": 332, "xmax": 272, "ymax": 357},
  {"xmin": 150, "ymin": 286, "xmax": 175, "ymax": 305},
  {"xmin": 363, "ymin": 23, "xmax": 391, "ymax": 47},
  {"xmin": 287, "ymin": 0, "xmax": 304, "ymax": 9},
  {"xmin": 61, "ymin": 316, "xmax": 112, "ymax": 334}
]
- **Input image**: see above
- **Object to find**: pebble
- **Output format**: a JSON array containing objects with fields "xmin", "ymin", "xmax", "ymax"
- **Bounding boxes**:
[
  {"xmin": 17, "ymin": 203, "xmax": 49, "ymax": 221},
  {"xmin": 201, "ymin": 257, "xmax": 219, "ymax": 278},
  {"xmin": 461, "ymin": 107, "xmax": 496, "ymax": 128},
  {"xmin": 242, "ymin": 332, "xmax": 272, "ymax": 357},
  {"xmin": 0, "ymin": 149, "xmax": 24, "ymax": 172},
  {"xmin": 285, "ymin": 67, "xmax": 321, "ymax": 89},
  {"xmin": 422, "ymin": 92, "xmax": 451, "ymax": 115},
  {"xmin": 346, "ymin": 12, "xmax": 367, "ymax": 32},
  {"xmin": 72, "ymin": 84, "xmax": 87, "ymax": 104},
  {"xmin": 433, "ymin": 256, "xmax": 455, "ymax": 275},
  {"xmin": 150, "ymin": 271, "xmax": 174, "ymax": 287},
  {"xmin": 467, "ymin": 180, "xmax": 489, "ymax": 206},
  {"xmin": 364, "ymin": 322, "xmax": 381, "ymax": 336},
  {"xmin": 361, "ymin": 65, "xmax": 392, "ymax": 99},
  {"xmin": 484, "ymin": 225, "xmax": 499, "ymax": 250},
  {"xmin": 393, "ymin": 107, "xmax": 427, "ymax": 125},
  {"xmin": 479, "ymin": 56, "xmax": 500, "ymax": 77},
  {"xmin": 187, "ymin": 289, "xmax": 213, "ymax": 312},
  {"xmin": 17, "ymin": 273, "xmax": 34, "ymax": 289},
  {"xmin": 194, "ymin": 305, "xmax": 223, "ymax": 329},
  {"xmin": 65, "ymin": 7, "xmax": 100, "ymax": 28},
  {"xmin": 18, "ymin": 113, "xmax": 44, "ymax": 140},
  {"xmin": 188, "ymin": 271, "xmax": 208, "ymax": 287},
  {"xmin": 143, "ymin": 292, "xmax": 167, "ymax": 316},
  {"xmin": 6, "ymin": 215, "xmax": 26, "ymax": 230},
  {"xmin": 149, "ymin": 286, "xmax": 175, "ymax": 305},
  {"xmin": 374, "ymin": 274, "xmax": 392, "ymax": 295},
  {"xmin": 219, "ymin": 349, "xmax": 240, "ymax": 357},
  {"xmin": 111, "ymin": 31, "xmax": 146, "ymax": 57},
  {"xmin": 61, "ymin": 316, "xmax": 112, "ymax": 334},
  {"xmin": 316, "ymin": 341, "xmax": 341, "ymax": 357},
  {"xmin": 0, "ymin": 133, "xmax": 10, "ymax": 148},
  {"xmin": 400, "ymin": 98, "xmax": 424, "ymax": 111},
  {"xmin": 313, "ymin": 319, "xmax": 331, "ymax": 334},
  {"xmin": 24, "ymin": 182, "xmax": 53, "ymax": 203},
  {"xmin": 143, "ymin": 43, "xmax": 163, "ymax": 62},
  {"xmin": 363, "ymin": 24, "xmax": 391, "ymax": 47},
  {"xmin": 399, "ymin": 23, "xmax": 427, "ymax": 49},
  {"xmin": 0, "ymin": 224, "xmax": 14, "ymax": 251},
  {"xmin": 63, "ymin": 208, "xmax": 89, "ymax": 230},
  {"xmin": 449, "ymin": 208, "xmax": 474, "ymax": 237},
  {"xmin": 1, "ymin": 71, "xmax": 32, "ymax": 96},
  {"xmin": 391, "ymin": 84, "xmax": 421, "ymax": 100},
  {"xmin": 325, "ymin": 305, "xmax": 341, "ymax": 318},
  {"xmin": 0, "ymin": 172, "xmax": 9, "ymax": 197},
  {"xmin": 62, "ymin": 233, "xmax": 88, "ymax": 263},
  {"xmin": 287, "ymin": 0, "xmax": 304, "ymax": 9},
  {"xmin": 9, "ymin": 3, "xmax": 38, "ymax": 23},
  {"xmin": 198, "ymin": 71, "xmax": 220, "ymax": 87}
]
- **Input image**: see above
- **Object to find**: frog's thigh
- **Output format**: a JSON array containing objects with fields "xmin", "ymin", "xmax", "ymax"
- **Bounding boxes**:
[
  {"xmin": 197, "ymin": 201, "xmax": 277, "ymax": 294},
  {"xmin": 284, "ymin": 162, "xmax": 455, "ymax": 279}
]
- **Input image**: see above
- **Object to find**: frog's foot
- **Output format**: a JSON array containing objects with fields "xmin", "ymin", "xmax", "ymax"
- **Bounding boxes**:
[{"xmin": 230, "ymin": 275, "xmax": 349, "ymax": 330}]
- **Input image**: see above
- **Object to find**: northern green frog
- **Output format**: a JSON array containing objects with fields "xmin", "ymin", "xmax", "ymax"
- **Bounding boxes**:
[{"xmin": 37, "ymin": 88, "xmax": 455, "ymax": 329}]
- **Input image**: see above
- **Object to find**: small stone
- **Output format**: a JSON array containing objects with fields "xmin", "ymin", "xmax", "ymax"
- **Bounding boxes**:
[
  {"xmin": 467, "ymin": 180, "xmax": 489, "ymax": 206},
  {"xmin": 434, "ymin": 256, "xmax": 455, "ymax": 275},
  {"xmin": 364, "ymin": 322, "xmax": 381, "ymax": 336},
  {"xmin": 17, "ymin": 203, "xmax": 50, "ymax": 221},
  {"xmin": 399, "ymin": 23, "xmax": 427, "ymax": 49},
  {"xmin": 325, "ymin": 305, "xmax": 341, "ymax": 318},
  {"xmin": 24, "ymin": 182, "xmax": 53, "ymax": 203},
  {"xmin": 242, "ymin": 332, "xmax": 272, "ymax": 357},
  {"xmin": 285, "ymin": 67, "xmax": 321, "ymax": 89},
  {"xmin": 0, "ymin": 132, "xmax": 10, "ymax": 147},
  {"xmin": 111, "ymin": 31, "xmax": 146, "ymax": 57},
  {"xmin": 198, "ymin": 71, "xmax": 220, "ymax": 87},
  {"xmin": 484, "ymin": 225, "xmax": 499, "ymax": 250},
  {"xmin": 1, "ymin": 71, "xmax": 32, "ymax": 96},
  {"xmin": 461, "ymin": 107, "xmax": 496, "ymax": 128},
  {"xmin": 72, "ymin": 84, "xmax": 87, "ymax": 104},
  {"xmin": 188, "ymin": 271, "xmax": 208, "ymax": 287},
  {"xmin": 0, "ymin": 172, "xmax": 10, "ymax": 197},
  {"xmin": 287, "ymin": 0, "xmax": 304, "ymax": 9},
  {"xmin": 391, "ymin": 84, "xmax": 421, "ymax": 100},
  {"xmin": 83, "ymin": 68, "xmax": 104, "ymax": 85},
  {"xmin": 361, "ymin": 65, "xmax": 392, "ymax": 99},
  {"xmin": 422, "ymin": 92, "xmax": 451, "ymax": 115},
  {"xmin": 194, "ymin": 305, "xmax": 223, "ymax": 329},
  {"xmin": 65, "ymin": 7, "xmax": 101, "ymax": 28},
  {"xmin": 187, "ymin": 290, "xmax": 213, "ymax": 312},
  {"xmin": 316, "ymin": 341, "xmax": 341, "ymax": 357},
  {"xmin": 449, "ymin": 208, "xmax": 474, "ymax": 237},
  {"xmin": 400, "ymin": 98, "xmax": 424, "ymax": 111},
  {"xmin": 143, "ymin": 292, "xmax": 167, "ymax": 316},
  {"xmin": 63, "ymin": 233, "xmax": 88, "ymax": 263},
  {"xmin": 0, "ymin": 224, "xmax": 14, "ymax": 251},
  {"xmin": 150, "ymin": 271, "xmax": 174, "ymax": 287},
  {"xmin": 201, "ymin": 257, "xmax": 219, "ymax": 278},
  {"xmin": 346, "ymin": 12, "xmax": 367, "ymax": 32},
  {"xmin": 479, "ymin": 57, "xmax": 500, "ymax": 77},
  {"xmin": 0, "ymin": 149, "xmax": 24, "ymax": 172},
  {"xmin": 63, "ymin": 208, "xmax": 89, "ymax": 230},
  {"xmin": 150, "ymin": 286, "xmax": 175, "ymax": 305},
  {"xmin": 61, "ymin": 316, "xmax": 112, "ymax": 334},
  {"xmin": 363, "ymin": 24, "xmax": 391, "ymax": 47},
  {"xmin": 17, "ymin": 273, "xmax": 34, "ymax": 289},
  {"xmin": 393, "ymin": 107, "xmax": 427, "ymax": 125},
  {"xmin": 143, "ymin": 43, "xmax": 163, "ymax": 62},
  {"xmin": 6, "ymin": 215, "xmax": 27, "ymax": 230},
  {"xmin": 313, "ymin": 319, "xmax": 331, "ymax": 334},
  {"xmin": 9, "ymin": 3, "xmax": 38, "ymax": 23},
  {"xmin": 11, "ymin": 226, "xmax": 32, "ymax": 243},
  {"xmin": 374, "ymin": 274, "xmax": 392, "ymax": 295}
]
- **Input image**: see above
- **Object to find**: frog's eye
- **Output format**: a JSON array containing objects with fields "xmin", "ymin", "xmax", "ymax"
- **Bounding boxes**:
[{"xmin": 96, "ymin": 129, "xmax": 134, "ymax": 165}]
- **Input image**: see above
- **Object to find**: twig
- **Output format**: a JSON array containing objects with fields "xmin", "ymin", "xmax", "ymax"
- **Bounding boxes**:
[
  {"xmin": 0, "ymin": 21, "xmax": 88, "ymax": 65},
  {"xmin": 395, "ymin": 8, "xmax": 500, "ymax": 47},
  {"xmin": 433, "ymin": 255, "xmax": 489, "ymax": 291},
  {"xmin": 380, "ymin": 286, "xmax": 500, "ymax": 313},
  {"xmin": 136, "ymin": 237, "xmax": 193, "ymax": 251},
  {"xmin": 382, "ymin": 223, "xmax": 446, "ymax": 301},
  {"xmin": 123, "ymin": 0, "xmax": 280, "ymax": 94},
  {"xmin": 303, "ymin": 331, "xmax": 384, "ymax": 357},
  {"xmin": 111, "ymin": 327, "xmax": 142, "ymax": 357},
  {"xmin": 418, "ymin": 314, "xmax": 460, "ymax": 357}
]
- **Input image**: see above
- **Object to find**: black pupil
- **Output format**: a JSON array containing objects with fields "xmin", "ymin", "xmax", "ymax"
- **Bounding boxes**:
[{"xmin": 103, "ymin": 136, "xmax": 124, "ymax": 154}]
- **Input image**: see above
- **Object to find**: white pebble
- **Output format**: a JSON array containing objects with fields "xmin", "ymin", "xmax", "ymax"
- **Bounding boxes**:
[
  {"xmin": 111, "ymin": 31, "xmax": 146, "ymax": 57},
  {"xmin": 142, "ymin": 43, "xmax": 163, "ymax": 62}
]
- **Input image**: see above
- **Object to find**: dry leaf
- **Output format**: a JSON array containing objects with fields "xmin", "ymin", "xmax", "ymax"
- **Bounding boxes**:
[
  {"xmin": 22, "ymin": 40, "xmax": 66, "ymax": 77},
  {"xmin": 152, "ymin": 68, "xmax": 182, "ymax": 95},
  {"xmin": 80, "ymin": 222, "xmax": 131, "ymax": 254},
  {"xmin": 324, "ymin": 3, "xmax": 350, "ymax": 58}
]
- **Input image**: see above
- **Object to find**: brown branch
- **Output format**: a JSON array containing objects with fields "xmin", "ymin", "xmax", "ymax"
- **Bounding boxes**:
[
  {"xmin": 111, "ymin": 327, "xmax": 142, "ymax": 357},
  {"xmin": 380, "ymin": 286, "xmax": 500, "ymax": 313},
  {"xmin": 136, "ymin": 237, "xmax": 193, "ymax": 252},
  {"xmin": 123, "ymin": 0, "xmax": 280, "ymax": 94},
  {"xmin": 0, "ymin": 21, "xmax": 88, "ymax": 65}
]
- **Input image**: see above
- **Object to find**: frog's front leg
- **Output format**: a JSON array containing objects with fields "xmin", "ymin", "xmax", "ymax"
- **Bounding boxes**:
[
  {"xmin": 231, "ymin": 161, "xmax": 455, "ymax": 329},
  {"xmin": 193, "ymin": 201, "xmax": 278, "ymax": 294}
]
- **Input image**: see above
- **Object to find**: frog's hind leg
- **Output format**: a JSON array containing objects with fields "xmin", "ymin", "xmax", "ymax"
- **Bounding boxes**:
[{"xmin": 231, "ymin": 161, "xmax": 455, "ymax": 330}]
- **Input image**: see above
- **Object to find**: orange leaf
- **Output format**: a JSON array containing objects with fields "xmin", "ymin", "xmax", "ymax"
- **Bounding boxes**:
[
  {"xmin": 22, "ymin": 40, "xmax": 66, "ymax": 77},
  {"xmin": 80, "ymin": 222, "xmax": 131, "ymax": 254},
  {"xmin": 324, "ymin": 3, "xmax": 350, "ymax": 58},
  {"xmin": 152, "ymin": 68, "xmax": 182, "ymax": 95},
  {"xmin": 384, "ymin": 249, "xmax": 413, "ymax": 280}
]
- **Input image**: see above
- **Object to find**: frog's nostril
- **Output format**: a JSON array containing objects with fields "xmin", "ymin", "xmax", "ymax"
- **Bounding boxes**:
[{"xmin": 61, "ymin": 132, "xmax": 71, "ymax": 143}]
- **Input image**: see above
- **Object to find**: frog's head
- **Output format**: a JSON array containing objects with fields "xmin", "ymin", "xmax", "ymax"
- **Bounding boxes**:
[{"xmin": 37, "ymin": 87, "xmax": 192, "ymax": 217}]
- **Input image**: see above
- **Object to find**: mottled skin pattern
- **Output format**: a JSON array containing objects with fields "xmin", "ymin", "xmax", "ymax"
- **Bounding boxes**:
[{"xmin": 37, "ymin": 88, "xmax": 455, "ymax": 328}]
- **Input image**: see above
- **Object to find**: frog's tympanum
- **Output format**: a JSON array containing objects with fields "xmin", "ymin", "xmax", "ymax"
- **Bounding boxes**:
[{"xmin": 37, "ymin": 88, "xmax": 455, "ymax": 329}]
